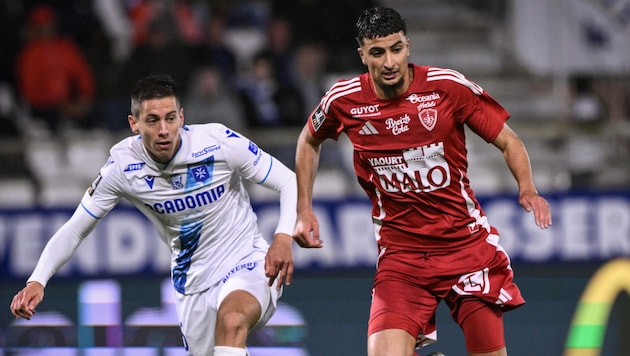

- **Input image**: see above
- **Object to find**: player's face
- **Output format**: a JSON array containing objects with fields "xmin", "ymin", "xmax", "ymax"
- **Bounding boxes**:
[
  {"xmin": 128, "ymin": 96, "xmax": 184, "ymax": 163},
  {"xmin": 357, "ymin": 31, "xmax": 411, "ymax": 99}
]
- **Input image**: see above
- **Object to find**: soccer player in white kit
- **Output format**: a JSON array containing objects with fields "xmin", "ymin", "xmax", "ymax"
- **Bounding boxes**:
[{"xmin": 10, "ymin": 75, "xmax": 298, "ymax": 356}]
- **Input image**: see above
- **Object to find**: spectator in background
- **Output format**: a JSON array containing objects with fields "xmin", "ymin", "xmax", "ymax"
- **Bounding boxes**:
[
  {"xmin": 292, "ymin": 42, "xmax": 328, "ymax": 118},
  {"xmin": 117, "ymin": 12, "xmax": 198, "ymax": 109},
  {"xmin": 128, "ymin": 0, "xmax": 202, "ymax": 46},
  {"xmin": 184, "ymin": 64, "xmax": 247, "ymax": 132},
  {"xmin": 272, "ymin": 0, "xmax": 378, "ymax": 74},
  {"xmin": 16, "ymin": 4, "xmax": 95, "ymax": 134},
  {"xmin": 265, "ymin": 15, "xmax": 296, "ymax": 88},
  {"xmin": 195, "ymin": 10, "xmax": 239, "ymax": 86},
  {"xmin": 238, "ymin": 51, "xmax": 304, "ymax": 128}
]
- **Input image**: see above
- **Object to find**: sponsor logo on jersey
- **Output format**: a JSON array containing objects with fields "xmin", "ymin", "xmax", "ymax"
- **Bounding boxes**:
[
  {"xmin": 124, "ymin": 162, "xmax": 145, "ymax": 172},
  {"xmin": 385, "ymin": 114, "xmax": 411, "ymax": 135},
  {"xmin": 406, "ymin": 92, "xmax": 440, "ymax": 104},
  {"xmin": 191, "ymin": 145, "xmax": 219, "ymax": 158},
  {"xmin": 359, "ymin": 121, "xmax": 379, "ymax": 135},
  {"xmin": 221, "ymin": 261, "xmax": 258, "ymax": 283},
  {"xmin": 367, "ymin": 155, "xmax": 406, "ymax": 167},
  {"xmin": 368, "ymin": 142, "xmax": 450, "ymax": 193},
  {"xmin": 311, "ymin": 106, "xmax": 325, "ymax": 131},
  {"xmin": 350, "ymin": 104, "xmax": 381, "ymax": 117},
  {"xmin": 169, "ymin": 175, "xmax": 184, "ymax": 189},
  {"xmin": 145, "ymin": 184, "xmax": 225, "ymax": 214},
  {"xmin": 419, "ymin": 108, "xmax": 438, "ymax": 131}
]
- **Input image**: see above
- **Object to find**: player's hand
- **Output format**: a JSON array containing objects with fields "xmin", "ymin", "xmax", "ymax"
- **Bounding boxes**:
[
  {"xmin": 293, "ymin": 210, "xmax": 323, "ymax": 248},
  {"xmin": 10, "ymin": 281, "xmax": 45, "ymax": 320},
  {"xmin": 265, "ymin": 233, "xmax": 294, "ymax": 291},
  {"xmin": 519, "ymin": 191, "xmax": 552, "ymax": 229}
]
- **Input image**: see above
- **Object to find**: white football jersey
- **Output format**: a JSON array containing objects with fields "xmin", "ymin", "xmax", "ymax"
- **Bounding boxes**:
[{"xmin": 81, "ymin": 123, "xmax": 294, "ymax": 294}]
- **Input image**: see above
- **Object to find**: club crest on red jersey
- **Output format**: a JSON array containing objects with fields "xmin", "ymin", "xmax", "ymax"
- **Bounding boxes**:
[{"xmin": 418, "ymin": 108, "xmax": 437, "ymax": 131}]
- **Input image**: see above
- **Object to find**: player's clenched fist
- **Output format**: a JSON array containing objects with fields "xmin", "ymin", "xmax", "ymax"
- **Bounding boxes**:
[{"xmin": 10, "ymin": 281, "xmax": 44, "ymax": 320}]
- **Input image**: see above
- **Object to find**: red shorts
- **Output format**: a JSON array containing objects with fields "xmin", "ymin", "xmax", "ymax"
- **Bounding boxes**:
[{"xmin": 367, "ymin": 231, "xmax": 525, "ymax": 348}]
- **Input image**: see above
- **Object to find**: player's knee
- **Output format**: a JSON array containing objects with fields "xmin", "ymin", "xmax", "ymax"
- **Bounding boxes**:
[
  {"xmin": 368, "ymin": 329, "xmax": 417, "ymax": 356},
  {"xmin": 217, "ymin": 311, "xmax": 250, "ymax": 335}
]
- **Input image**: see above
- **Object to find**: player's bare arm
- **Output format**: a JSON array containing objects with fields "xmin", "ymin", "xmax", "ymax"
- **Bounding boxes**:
[
  {"xmin": 265, "ymin": 233, "xmax": 295, "ymax": 290},
  {"xmin": 294, "ymin": 124, "xmax": 324, "ymax": 248},
  {"xmin": 10, "ymin": 281, "xmax": 44, "ymax": 320},
  {"xmin": 493, "ymin": 123, "xmax": 552, "ymax": 229}
]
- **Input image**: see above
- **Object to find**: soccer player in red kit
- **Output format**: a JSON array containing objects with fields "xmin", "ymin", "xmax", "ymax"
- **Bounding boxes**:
[{"xmin": 292, "ymin": 6, "xmax": 552, "ymax": 356}]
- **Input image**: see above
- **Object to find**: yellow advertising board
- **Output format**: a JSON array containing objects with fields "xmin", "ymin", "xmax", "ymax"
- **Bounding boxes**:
[{"xmin": 565, "ymin": 258, "xmax": 630, "ymax": 355}]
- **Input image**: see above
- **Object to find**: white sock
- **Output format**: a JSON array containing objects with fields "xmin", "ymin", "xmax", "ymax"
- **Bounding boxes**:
[{"xmin": 213, "ymin": 346, "xmax": 247, "ymax": 356}]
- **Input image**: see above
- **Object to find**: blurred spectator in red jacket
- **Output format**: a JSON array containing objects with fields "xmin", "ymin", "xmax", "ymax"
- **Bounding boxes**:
[
  {"xmin": 16, "ymin": 4, "xmax": 95, "ymax": 134},
  {"xmin": 129, "ymin": 0, "xmax": 202, "ymax": 46}
]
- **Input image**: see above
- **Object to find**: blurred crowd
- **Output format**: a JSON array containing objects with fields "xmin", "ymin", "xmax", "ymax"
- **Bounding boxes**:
[
  {"xmin": 1, "ymin": 0, "xmax": 630, "ymax": 202},
  {"xmin": 0, "ymin": 0, "xmax": 379, "ymax": 138}
]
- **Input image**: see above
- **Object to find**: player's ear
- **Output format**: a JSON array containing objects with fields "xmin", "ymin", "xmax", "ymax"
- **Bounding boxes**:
[
  {"xmin": 357, "ymin": 48, "xmax": 366, "ymax": 65},
  {"xmin": 179, "ymin": 107, "xmax": 185, "ymax": 126},
  {"xmin": 128, "ymin": 115, "xmax": 138, "ymax": 134}
]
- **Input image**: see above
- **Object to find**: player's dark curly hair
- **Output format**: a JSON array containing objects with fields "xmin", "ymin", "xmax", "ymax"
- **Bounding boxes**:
[
  {"xmin": 130, "ymin": 75, "xmax": 180, "ymax": 117},
  {"xmin": 355, "ymin": 6, "xmax": 407, "ymax": 46}
]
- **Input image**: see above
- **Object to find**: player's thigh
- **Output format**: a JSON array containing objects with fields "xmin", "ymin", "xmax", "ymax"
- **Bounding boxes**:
[
  {"xmin": 368, "ymin": 270, "xmax": 440, "ymax": 348},
  {"xmin": 449, "ymin": 297, "xmax": 506, "ymax": 354},
  {"xmin": 174, "ymin": 287, "xmax": 219, "ymax": 355},
  {"xmin": 218, "ymin": 254, "xmax": 281, "ymax": 330}
]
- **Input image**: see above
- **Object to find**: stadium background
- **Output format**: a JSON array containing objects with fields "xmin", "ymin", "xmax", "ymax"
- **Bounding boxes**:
[{"xmin": 1, "ymin": 0, "xmax": 630, "ymax": 355}]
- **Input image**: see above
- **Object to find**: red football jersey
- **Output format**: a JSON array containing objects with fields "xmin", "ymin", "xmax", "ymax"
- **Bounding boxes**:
[{"xmin": 308, "ymin": 64, "xmax": 510, "ymax": 251}]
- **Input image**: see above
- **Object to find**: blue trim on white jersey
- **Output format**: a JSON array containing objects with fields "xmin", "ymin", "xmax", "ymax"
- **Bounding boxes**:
[
  {"xmin": 257, "ymin": 153, "xmax": 273, "ymax": 184},
  {"xmin": 80, "ymin": 202, "xmax": 101, "ymax": 219}
]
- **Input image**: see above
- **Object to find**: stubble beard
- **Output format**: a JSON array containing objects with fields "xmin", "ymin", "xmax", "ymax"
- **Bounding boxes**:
[{"xmin": 377, "ymin": 76, "xmax": 405, "ymax": 99}]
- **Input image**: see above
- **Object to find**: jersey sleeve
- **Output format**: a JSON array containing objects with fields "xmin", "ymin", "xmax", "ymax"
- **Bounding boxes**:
[
  {"xmin": 307, "ymin": 104, "xmax": 344, "ymax": 141},
  {"xmin": 462, "ymin": 84, "xmax": 510, "ymax": 142},
  {"xmin": 80, "ymin": 156, "xmax": 124, "ymax": 218},
  {"xmin": 27, "ymin": 201, "xmax": 99, "ymax": 287},
  {"xmin": 221, "ymin": 129, "xmax": 298, "ymax": 236},
  {"xmin": 27, "ymin": 156, "xmax": 125, "ymax": 286},
  {"xmin": 443, "ymin": 70, "xmax": 510, "ymax": 143},
  {"xmin": 220, "ymin": 129, "xmax": 274, "ymax": 182}
]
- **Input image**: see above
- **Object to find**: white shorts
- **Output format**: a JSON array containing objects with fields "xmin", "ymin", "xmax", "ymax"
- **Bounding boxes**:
[{"xmin": 174, "ymin": 250, "xmax": 282, "ymax": 355}]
